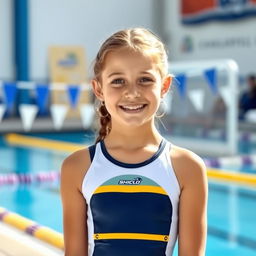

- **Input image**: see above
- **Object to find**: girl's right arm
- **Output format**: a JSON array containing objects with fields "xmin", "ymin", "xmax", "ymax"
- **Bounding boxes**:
[{"xmin": 60, "ymin": 148, "xmax": 91, "ymax": 256}]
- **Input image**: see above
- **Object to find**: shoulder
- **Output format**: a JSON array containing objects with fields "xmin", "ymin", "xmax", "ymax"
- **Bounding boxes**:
[
  {"xmin": 61, "ymin": 147, "xmax": 92, "ymax": 192},
  {"xmin": 62, "ymin": 147, "xmax": 91, "ymax": 169},
  {"xmin": 169, "ymin": 144, "xmax": 207, "ymax": 190}
]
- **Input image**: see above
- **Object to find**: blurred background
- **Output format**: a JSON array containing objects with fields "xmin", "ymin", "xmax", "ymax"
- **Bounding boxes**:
[{"xmin": 0, "ymin": 0, "xmax": 256, "ymax": 255}]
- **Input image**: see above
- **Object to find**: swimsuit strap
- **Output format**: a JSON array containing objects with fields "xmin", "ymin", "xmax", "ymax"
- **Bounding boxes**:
[{"xmin": 88, "ymin": 144, "xmax": 96, "ymax": 162}]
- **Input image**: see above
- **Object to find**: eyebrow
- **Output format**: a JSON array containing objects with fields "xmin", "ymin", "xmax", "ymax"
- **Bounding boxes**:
[
  {"xmin": 140, "ymin": 71, "xmax": 154, "ymax": 75},
  {"xmin": 107, "ymin": 71, "xmax": 154, "ymax": 78},
  {"xmin": 107, "ymin": 72, "xmax": 124, "ymax": 78}
]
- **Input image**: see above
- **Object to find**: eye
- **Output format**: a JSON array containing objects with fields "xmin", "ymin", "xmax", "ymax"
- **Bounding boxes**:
[
  {"xmin": 139, "ymin": 77, "xmax": 154, "ymax": 84},
  {"xmin": 111, "ymin": 78, "xmax": 125, "ymax": 85}
]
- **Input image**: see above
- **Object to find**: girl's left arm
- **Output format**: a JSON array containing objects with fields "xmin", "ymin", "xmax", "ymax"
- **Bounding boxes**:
[{"xmin": 172, "ymin": 149, "xmax": 208, "ymax": 256}]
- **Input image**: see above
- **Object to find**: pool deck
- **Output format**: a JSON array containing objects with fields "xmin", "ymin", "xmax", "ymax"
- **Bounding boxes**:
[
  {"xmin": 0, "ymin": 116, "xmax": 255, "ymax": 133},
  {"xmin": 0, "ymin": 222, "xmax": 63, "ymax": 256},
  {"xmin": 0, "ymin": 117, "xmax": 84, "ymax": 133}
]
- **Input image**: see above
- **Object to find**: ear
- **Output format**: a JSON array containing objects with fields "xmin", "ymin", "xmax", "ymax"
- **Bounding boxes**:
[
  {"xmin": 92, "ymin": 79, "xmax": 104, "ymax": 101},
  {"xmin": 161, "ymin": 75, "xmax": 172, "ymax": 98}
]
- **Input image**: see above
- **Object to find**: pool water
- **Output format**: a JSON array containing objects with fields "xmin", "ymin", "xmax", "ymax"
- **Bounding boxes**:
[
  {"xmin": 1, "ymin": 180, "xmax": 256, "ymax": 256},
  {"xmin": 0, "ymin": 133, "xmax": 256, "ymax": 256},
  {"xmin": 0, "ymin": 184, "xmax": 62, "ymax": 232},
  {"xmin": 207, "ymin": 182, "xmax": 256, "ymax": 254}
]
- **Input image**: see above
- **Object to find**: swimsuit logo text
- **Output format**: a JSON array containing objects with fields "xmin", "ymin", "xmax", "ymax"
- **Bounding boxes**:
[{"xmin": 118, "ymin": 177, "xmax": 142, "ymax": 185}]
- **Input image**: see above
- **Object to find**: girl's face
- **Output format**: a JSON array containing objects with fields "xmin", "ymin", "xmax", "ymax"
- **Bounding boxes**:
[{"xmin": 93, "ymin": 48, "xmax": 171, "ymax": 129}]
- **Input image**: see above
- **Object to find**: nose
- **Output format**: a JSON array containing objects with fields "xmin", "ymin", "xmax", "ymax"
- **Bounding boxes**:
[{"xmin": 124, "ymin": 84, "xmax": 141, "ymax": 99}]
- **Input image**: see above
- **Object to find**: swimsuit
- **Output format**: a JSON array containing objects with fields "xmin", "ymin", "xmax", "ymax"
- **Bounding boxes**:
[{"xmin": 82, "ymin": 139, "xmax": 180, "ymax": 256}]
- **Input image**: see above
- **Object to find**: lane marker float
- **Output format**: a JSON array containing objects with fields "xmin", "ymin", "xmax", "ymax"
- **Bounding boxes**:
[
  {"xmin": 0, "ymin": 207, "xmax": 64, "ymax": 250},
  {"xmin": 0, "ymin": 171, "xmax": 60, "ymax": 185}
]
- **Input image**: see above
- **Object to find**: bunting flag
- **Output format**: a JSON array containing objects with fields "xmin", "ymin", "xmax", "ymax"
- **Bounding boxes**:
[
  {"xmin": 188, "ymin": 89, "xmax": 205, "ymax": 112},
  {"xmin": 0, "ymin": 104, "xmax": 6, "ymax": 123},
  {"xmin": 50, "ymin": 104, "xmax": 68, "ymax": 130},
  {"xmin": 67, "ymin": 85, "xmax": 81, "ymax": 108},
  {"xmin": 35, "ymin": 84, "xmax": 50, "ymax": 113},
  {"xmin": 80, "ymin": 104, "xmax": 95, "ymax": 129},
  {"xmin": 174, "ymin": 74, "xmax": 187, "ymax": 99},
  {"xmin": 3, "ymin": 82, "xmax": 17, "ymax": 111},
  {"xmin": 19, "ymin": 104, "xmax": 39, "ymax": 131},
  {"xmin": 204, "ymin": 68, "xmax": 218, "ymax": 94},
  {"xmin": 219, "ymin": 87, "xmax": 232, "ymax": 107}
]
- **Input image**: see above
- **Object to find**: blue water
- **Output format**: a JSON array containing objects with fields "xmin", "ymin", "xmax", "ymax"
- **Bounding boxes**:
[
  {"xmin": 0, "ymin": 184, "xmax": 62, "ymax": 232},
  {"xmin": 0, "ymin": 132, "xmax": 256, "ymax": 256}
]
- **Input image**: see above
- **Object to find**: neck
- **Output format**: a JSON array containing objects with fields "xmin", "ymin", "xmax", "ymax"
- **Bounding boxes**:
[{"xmin": 104, "ymin": 121, "xmax": 162, "ymax": 149}]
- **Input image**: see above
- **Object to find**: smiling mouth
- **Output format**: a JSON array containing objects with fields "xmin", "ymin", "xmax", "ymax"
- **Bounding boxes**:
[{"xmin": 119, "ymin": 104, "xmax": 147, "ymax": 112}]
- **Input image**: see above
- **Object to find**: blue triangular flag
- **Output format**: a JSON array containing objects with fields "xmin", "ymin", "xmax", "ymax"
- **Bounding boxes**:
[
  {"xmin": 174, "ymin": 74, "xmax": 187, "ymax": 99},
  {"xmin": 204, "ymin": 68, "xmax": 218, "ymax": 94},
  {"xmin": 3, "ymin": 82, "xmax": 17, "ymax": 111},
  {"xmin": 35, "ymin": 84, "xmax": 50, "ymax": 112},
  {"xmin": 67, "ymin": 85, "xmax": 81, "ymax": 108}
]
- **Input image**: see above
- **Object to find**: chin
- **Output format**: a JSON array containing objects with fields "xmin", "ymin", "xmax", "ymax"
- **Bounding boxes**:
[{"xmin": 120, "ymin": 118, "xmax": 152, "ymax": 128}]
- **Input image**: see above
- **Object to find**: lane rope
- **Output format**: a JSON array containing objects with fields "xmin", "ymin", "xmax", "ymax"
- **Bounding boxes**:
[
  {"xmin": 0, "ymin": 207, "xmax": 64, "ymax": 250},
  {"xmin": 203, "ymin": 155, "xmax": 256, "ymax": 169},
  {"xmin": 4, "ymin": 133, "xmax": 256, "ymax": 186},
  {"xmin": 0, "ymin": 171, "xmax": 60, "ymax": 186}
]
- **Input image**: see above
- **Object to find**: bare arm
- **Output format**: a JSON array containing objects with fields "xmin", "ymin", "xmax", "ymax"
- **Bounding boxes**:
[
  {"xmin": 60, "ymin": 149, "xmax": 91, "ymax": 256},
  {"xmin": 171, "ymin": 147, "xmax": 208, "ymax": 256}
]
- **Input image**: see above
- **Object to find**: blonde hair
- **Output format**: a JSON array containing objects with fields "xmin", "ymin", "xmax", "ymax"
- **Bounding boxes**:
[{"xmin": 93, "ymin": 28, "xmax": 169, "ymax": 143}]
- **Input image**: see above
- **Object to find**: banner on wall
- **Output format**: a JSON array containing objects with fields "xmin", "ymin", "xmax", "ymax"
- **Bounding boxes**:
[
  {"xmin": 49, "ymin": 46, "xmax": 89, "ymax": 118},
  {"xmin": 181, "ymin": 0, "xmax": 256, "ymax": 24}
]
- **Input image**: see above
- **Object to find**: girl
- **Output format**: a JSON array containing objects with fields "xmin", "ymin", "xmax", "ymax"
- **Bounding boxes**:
[{"xmin": 61, "ymin": 28, "xmax": 208, "ymax": 256}]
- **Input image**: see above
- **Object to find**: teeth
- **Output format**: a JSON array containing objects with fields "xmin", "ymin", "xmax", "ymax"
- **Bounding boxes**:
[{"xmin": 122, "ymin": 105, "xmax": 144, "ymax": 110}]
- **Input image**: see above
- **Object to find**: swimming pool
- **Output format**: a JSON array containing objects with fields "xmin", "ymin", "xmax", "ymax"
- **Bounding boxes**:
[{"xmin": 0, "ymin": 132, "xmax": 256, "ymax": 256}]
